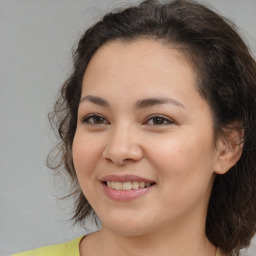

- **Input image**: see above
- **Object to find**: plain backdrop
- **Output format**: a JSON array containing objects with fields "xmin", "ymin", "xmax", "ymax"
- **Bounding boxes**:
[{"xmin": 1, "ymin": 0, "xmax": 256, "ymax": 255}]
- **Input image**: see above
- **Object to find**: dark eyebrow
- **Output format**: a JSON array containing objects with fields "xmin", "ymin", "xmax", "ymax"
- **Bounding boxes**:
[
  {"xmin": 79, "ymin": 95, "xmax": 186, "ymax": 110},
  {"xmin": 135, "ymin": 97, "xmax": 186, "ymax": 109},
  {"xmin": 79, "ymin": 95, "xmax": 110, "ymax": 107}
]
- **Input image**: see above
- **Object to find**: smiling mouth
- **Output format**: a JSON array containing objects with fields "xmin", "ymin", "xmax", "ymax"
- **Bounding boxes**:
[{"xmin": 104, "ymin": 181, "xmax": 155, "ymax": 191}]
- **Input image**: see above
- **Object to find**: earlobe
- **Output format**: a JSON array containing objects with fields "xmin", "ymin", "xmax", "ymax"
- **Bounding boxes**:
[{"xmin": 214, "ymin": 128, "xmax": 244, "ymax": 175}]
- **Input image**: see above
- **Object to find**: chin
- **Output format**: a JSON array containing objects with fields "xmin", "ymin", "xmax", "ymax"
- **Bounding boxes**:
[
  {"xmin": 106, "ymin": 223, "xmax": 152, "ymax": 237},
  {"xmin": 100, "ymin": 213, "xmax": 158, "ymax": 237}
]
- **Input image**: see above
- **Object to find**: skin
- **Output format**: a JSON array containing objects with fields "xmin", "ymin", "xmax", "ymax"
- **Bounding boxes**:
[{"xmin": 72, "ymin": 39, "xmax": 241, "ymax": 256}]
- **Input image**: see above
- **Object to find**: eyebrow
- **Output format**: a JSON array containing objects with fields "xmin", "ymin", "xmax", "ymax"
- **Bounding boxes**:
[
  {"xmin": 135, "ymin": 97, "xmax": 186, "ymax": 109},
  {"xmin": 79, "ymin": 95, "xmax": 186, "ymax": 109},
  {"xmin": 79, "ymin": 95, "xmax": 110, "ymax": 107}
]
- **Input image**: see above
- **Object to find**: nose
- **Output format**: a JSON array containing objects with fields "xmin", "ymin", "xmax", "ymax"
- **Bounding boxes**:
[{"xmin": 102, "ymin": 124, "xmax": 143, "ymax": 165}]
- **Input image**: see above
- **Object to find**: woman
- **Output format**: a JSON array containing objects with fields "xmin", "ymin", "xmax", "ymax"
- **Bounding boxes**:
[{"xmin": 13, "ymin": 0, "xmax": 256, "ymax": 255}]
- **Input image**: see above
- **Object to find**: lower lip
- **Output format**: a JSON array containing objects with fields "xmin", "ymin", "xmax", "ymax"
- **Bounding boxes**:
[{"xmin": 102, "ymin": 183, "xmax": 154, "ymax": 201}]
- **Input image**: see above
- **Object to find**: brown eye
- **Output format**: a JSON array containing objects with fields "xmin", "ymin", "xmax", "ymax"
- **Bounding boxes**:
[
  {"xmin": 82, "ymin": 114, "xmax": 108, "ymax": 125},
  {"xmin": 146, "ymin": 115, "xmax": 173, "ymax": 125}
]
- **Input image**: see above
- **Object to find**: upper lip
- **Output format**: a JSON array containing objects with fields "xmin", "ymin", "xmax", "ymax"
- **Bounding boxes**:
[{"xmin": 100, "ymin": 174, "xmax": 155, "ymax": 183}]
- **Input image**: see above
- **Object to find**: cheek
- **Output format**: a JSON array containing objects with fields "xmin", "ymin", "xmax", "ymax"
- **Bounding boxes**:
[
  {"xmin": 72, "ymin": 132, "xmax": 102, "ymax": 178},
  {"xmin": 149, "ymin": 131, "xmax": 216, "ymax": 184},
  {"xmin": 72, "ymin": 132, "xmax": 105, "ymax": 206},
  {"xmin": 150, "ymin": 134, "xmax": 216, "ymax": 213}
]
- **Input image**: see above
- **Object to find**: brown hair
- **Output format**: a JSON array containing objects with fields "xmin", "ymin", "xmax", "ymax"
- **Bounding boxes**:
[{"xmin": 48, "ymin": 0, "xmax": 256, "ymax": 255}]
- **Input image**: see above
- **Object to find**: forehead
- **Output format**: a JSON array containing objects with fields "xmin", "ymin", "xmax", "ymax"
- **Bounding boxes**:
[
  {"xmin": 81, "ymin": 39, "xmax": 211, "ymax": 116},
  {"xmin": 82, "ymin": 39, "xmax": 197, "ymax": 93},
  {"xmin": 87, "ymin": 39, "xmax": 192, "ymax": 69}
]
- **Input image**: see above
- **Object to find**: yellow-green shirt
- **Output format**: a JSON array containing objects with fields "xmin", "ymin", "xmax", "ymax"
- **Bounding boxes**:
[
  {"xmin": 12, "ymin": 236, "xmax": 83, "ymax": 256},
  {"xmin": 12, "ymin": 236, "xmax": 223, "ymax": 256}
]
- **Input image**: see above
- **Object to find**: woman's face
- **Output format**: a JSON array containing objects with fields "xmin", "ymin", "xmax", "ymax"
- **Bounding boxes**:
[{"xmin": 72, "ymin": 39, "xmax": 221, "ymax": 236}]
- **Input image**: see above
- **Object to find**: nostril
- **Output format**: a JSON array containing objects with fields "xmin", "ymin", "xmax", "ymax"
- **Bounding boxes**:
[{"xmin": 102, "ymin": 137, "xmax": 143, "ymax": 165}]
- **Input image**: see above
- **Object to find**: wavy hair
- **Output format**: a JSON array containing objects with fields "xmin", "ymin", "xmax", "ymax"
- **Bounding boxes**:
[{"xmin": 48, "ymin": 0, "xmax": 256, "ymax": 255}]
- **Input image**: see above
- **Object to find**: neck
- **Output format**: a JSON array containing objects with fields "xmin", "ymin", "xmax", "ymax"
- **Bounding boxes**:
[{"xmin": 101, "ymin": 227, "xmax": 215, "ymax": 256}]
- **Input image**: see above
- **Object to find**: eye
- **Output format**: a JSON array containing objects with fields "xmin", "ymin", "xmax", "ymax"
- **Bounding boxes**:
[
  {"xmin": 81, "ymin": 114, "xmax": 109, "ymax": 125},
  {"xmin": 145, "ymin": 115, "xmax": 174, "ymax": 125}
]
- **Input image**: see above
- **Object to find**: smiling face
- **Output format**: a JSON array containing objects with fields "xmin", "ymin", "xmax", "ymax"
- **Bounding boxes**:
[{"xmin": 72, "ymin": 39, "xmax": 221, "ymax": 237}]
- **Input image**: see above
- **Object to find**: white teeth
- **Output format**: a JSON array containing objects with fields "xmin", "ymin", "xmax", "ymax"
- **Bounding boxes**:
[
  {"xmin": 106, "ymin": 181, "xmax": 153, "ymax": 190},
  {"xmin": 132, "ymin": 181, "xmax": 140, "ymax": 189},
  {"xmin": 114, "ymin": 182, "xmax": 123, "ymax": 190},
  {"xmin": 110, "ymin": 181, "xmax": 115, "ymax": 188},
  {"xmin": 139, "ymin": 181, "xmax": 145, "ymax": 188},
  {"xmin": 123, "ymin": 181, "xmax": 132, "ymax": 190}
]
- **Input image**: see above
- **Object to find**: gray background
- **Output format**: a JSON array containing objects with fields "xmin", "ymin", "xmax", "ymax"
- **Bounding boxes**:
[{"xmin": 1, "ymin": 0, "xmax": 256, "ymax": 255}]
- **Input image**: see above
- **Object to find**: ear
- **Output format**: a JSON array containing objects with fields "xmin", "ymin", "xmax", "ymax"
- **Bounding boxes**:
[{"xmin": 214, "ymin": 128, "xmax": 244, "ymax": 175}]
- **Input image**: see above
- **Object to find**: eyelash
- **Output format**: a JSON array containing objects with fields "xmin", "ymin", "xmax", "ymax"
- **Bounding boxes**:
[
  {"xmin": 144, "ymin": 114, "xmax": 174, "ymax": 125},
  {"xmin": 80, "ymin": 114, "xmax": 174, "ymax": 126},
  {"xmin": 81, "ymin": 114, "xmax": 109, "ymax": 125}
]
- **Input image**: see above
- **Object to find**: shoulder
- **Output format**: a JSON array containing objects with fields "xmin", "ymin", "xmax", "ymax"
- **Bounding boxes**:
[{"xmin": 12, "ymin": 236, "xmax": 84, "ymax": 256}]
